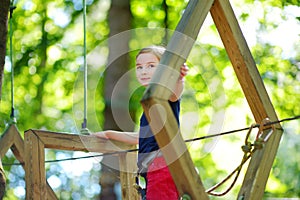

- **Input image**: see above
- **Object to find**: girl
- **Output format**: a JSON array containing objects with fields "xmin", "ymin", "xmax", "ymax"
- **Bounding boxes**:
[{"xmin": 94, "ymin": 45, "xmax": 188, "ymax": 199}]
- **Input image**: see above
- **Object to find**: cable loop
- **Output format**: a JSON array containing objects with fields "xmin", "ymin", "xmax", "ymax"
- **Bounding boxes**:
[
  {"xmin": 241, "ymin": 123, "xmax": 256, "ymax": 154},
  {"xmin": 254, "ymin": 118, "xmax": 275, "ymax": 149}
]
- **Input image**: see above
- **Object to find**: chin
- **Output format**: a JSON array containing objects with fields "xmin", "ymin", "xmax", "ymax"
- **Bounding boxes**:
[{"xmin": 139, "ymin": 81, "xmax": 149, "ymax": 86}]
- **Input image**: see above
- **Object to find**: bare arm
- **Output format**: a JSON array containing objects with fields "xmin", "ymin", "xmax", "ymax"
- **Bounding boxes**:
[
  {"xmin": 93, "ymin": 130, "xmax": 139, "ymax": 145},
  {"xmin": 169, "ymin": 64, "xmax": 189, "ymax": 102}
]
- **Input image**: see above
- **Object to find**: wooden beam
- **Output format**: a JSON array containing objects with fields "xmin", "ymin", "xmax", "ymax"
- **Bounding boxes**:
[
  {"xmin": 27, "ymin": 129, "xmax": 134, "ymax": 153},
  {"xmin": 141, "ymin": 98, "xmax": 209, "ymax": 199},
  {"xmin": 238, "ymin": 128, "xmax": 283, "ymax": 199},
  {"xmin": 210, "ymin": 0, "xmax": 283, "ymax": 199},
  {"xmin": 119, "ymin": 152, "xmax": 138, "ymax": 200},
  {"xmin": 0, "ymin": 125, "xmax": 16, "ymax": 158},
  {"xmin": 210, "ymin": 0, "xmax": 280, "ymax": 123},
  {"xmin": 143, "ymin": 0, "xmax": 214, "ymax": 101},
  {"xmin": 141, "ymin": 0, "xmax": 217, "ymax": 198},
  {"xmin": 8, "ymin": 125, "xmax": 24, "ymax": 162},
  {"xmin": 24, "ymin": 130, "xmax": 47, "ymax": 200}
]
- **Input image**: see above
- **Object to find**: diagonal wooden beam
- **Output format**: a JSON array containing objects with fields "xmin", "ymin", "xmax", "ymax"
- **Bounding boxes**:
[
  {"xmin": 144, "ymin": 0, "xmax": 215, "ymax": 101},
  {"xmin": 141, "ymin": 98, "xmax": 209, "ymax": 199},
  {"xmin": 141, "ymin": 0, "xmax": 217, "ymax": 199},
  {"xmin": 0, "ymin": 125, "xmax": 17, "ymax": 158},
  {"xmin": 210, "ymin": 0, "xmax": 283, "ymax": 199},
  {"xmin": 210, "ymin": 0, "xmax": 280, "ymax": 124}
]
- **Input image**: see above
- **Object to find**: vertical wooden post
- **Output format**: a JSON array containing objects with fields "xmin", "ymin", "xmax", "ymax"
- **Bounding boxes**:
[
  {"xmin": 24, "ymin": 130, "xmax": 47, "ymax": 200},
  {"xmin": 119, "ymin": 151, "xmax": 138, "ymax": 200}
]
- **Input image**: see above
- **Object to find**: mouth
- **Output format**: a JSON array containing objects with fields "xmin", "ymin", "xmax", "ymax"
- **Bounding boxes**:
[{"xmin": 141, "ymin": 77, "xmax": 151, "ymax": 81}]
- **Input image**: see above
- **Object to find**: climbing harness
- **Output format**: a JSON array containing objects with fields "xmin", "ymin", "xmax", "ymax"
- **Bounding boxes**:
[
  {"xmin": 134, "ymin": 175, "xmax": 146, "ymax": 200},
  {"xmin": 134, "ymin": 150, "xmax": 162, "ymax": 199}
]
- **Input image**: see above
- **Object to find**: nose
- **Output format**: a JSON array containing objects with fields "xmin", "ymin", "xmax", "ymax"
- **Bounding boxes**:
[{"xmin": 140, "ymin": 67, "xmax": 148, "ymax": 74}]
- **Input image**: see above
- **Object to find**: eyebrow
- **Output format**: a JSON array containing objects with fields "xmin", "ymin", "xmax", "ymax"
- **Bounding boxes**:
[{"xmin": 136, "ymin": 61, "xmax": 157, "ymax": 66}]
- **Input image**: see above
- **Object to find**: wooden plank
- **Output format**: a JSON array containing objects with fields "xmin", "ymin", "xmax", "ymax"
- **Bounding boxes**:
[
  {"xmin": 0, "ymin": 125, "xmax": 16, "ymax": 157},
  {"xmin": 24, "ymin": 130, "xmax": 47, "ymax": 200},
  {"xmin": 119, "ymin": 152, "xmax": 138, "ymax": 200},
  {"xmin": 0, "ymin": 124, "xmax": 25, "ymax": 160},
  {"xmin": 46, "ymin": 182, "xmax": 58, "ymax": 200},
  {"xmin": 210, "ymin": 0, "xmax": 280, "ymax": 123},
  {"xmin": 143, "ymin": 0, "xmax": 214, "ymax": 101},
  {"xmin": 141, "ymin": 98, "xmax": 209, "ymax": 199},
  {"xmin": 238, "ymin": 128, "xmax": 283, "ymax": 199},
  {"xmin": 210, "ymin": 0, "xmax": 283, "ymax": 199},
  {"xmin": 27, "ymin": 129, "xmax": 134, "ymax": 153},
  {"xmin": 9, "ymin": 125, "xmax": 24, "ymax": 162}
]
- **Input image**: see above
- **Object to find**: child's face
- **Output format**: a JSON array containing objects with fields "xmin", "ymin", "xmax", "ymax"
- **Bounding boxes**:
[{"xmin": 136, "ymin": 53, "xmax": 159, "ymax": 86}]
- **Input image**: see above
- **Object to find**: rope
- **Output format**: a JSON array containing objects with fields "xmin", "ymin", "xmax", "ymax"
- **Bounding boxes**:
[
  {"xmin": 80, "ymin": 0, "xmax": 90, "ymax": 135},
  {"xmin": 206, "ymin": 118, "xmax": 276, "ymax": 196},
  {"xmin": 9, "ymin": 1, "xmax": 17, "ymax": 124}
]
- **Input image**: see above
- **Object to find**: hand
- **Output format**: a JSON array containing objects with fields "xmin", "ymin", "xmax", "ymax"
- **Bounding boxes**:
[
  {"xmin": 179, "ymin": 63, "xmax": 189, "ymax": 81},
  {"xmin": 93, "ymin": 131, "xmax": 108, "ymax": 139}
]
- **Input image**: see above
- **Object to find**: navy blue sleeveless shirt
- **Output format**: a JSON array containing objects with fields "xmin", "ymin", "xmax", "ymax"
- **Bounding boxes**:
[{"xmin": 137, "ymin": 100, "xmax": 180, "ymax": 170}]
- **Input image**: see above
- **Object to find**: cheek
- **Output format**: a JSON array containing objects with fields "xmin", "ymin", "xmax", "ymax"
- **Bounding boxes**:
[
  {"xmin": 136, "ymin": 70, "xmax": 141, "ymax": 78},
  {"xmin": 149, "ymin": 68, "xmax": 157, "ymax": 76}
]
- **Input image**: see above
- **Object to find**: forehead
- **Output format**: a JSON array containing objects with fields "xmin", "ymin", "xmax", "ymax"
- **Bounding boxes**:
[{"xmin": 136, "ymin": 53, "xmax": 159, "ymax": 64}]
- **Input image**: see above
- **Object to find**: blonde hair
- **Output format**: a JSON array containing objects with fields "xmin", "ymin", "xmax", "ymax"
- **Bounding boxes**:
[{"xmin": 136, "ymin": 45, "xmax": 166, "ymax": 60}]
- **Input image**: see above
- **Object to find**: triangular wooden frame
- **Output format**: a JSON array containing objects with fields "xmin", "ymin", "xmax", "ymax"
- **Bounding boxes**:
[
  {"xmin": 141, "ymin": 0, "xmax": 283, "ymax": 199},
  {"xmin": 0, "ymin": 124, "xmax": 57, "ymax": 199}
]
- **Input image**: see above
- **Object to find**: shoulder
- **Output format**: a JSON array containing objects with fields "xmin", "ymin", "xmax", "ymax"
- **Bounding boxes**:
[{"xmin": 168, "ymin": 99, "xmax": 180, "ymax": 106}]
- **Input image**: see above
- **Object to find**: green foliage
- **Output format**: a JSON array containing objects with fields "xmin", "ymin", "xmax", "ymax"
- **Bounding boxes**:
[{"xmin": 0, "ymin": 0, "xmax": 299, "ymax": 199}]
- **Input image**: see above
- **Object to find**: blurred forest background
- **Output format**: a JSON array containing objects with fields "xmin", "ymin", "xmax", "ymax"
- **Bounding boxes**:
[{"xmin": 0, "ymin": 0, "xmax": 299, "ymax": 199}]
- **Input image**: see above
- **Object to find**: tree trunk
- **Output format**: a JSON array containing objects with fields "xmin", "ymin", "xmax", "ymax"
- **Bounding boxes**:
[
  {"xmin": 0, "ymin": 0, "xmax": 9, "ymax": 196},
  {"xmin": 0, "ymin": 160, "xmax": 5, "ymax": 200},
  {"xmin": 0, "ymin": 0, "xmax": 10, "ymax": 101},
  {"xmin": 162, "ymin": 0, "xmax": 169, "ymax": 44},
  {"xmin": 100, "ymin": 0, "xmax": 132, "ymax": 199}
]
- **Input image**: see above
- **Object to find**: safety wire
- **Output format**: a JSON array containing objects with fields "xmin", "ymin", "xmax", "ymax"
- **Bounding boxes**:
[
  {"xmin": 9, "ymin": 0, "xmax": 17, "ymax": 124},
  {"xmin": 80, "ymin": 0, "xmax": 90, "ymax": 135}
]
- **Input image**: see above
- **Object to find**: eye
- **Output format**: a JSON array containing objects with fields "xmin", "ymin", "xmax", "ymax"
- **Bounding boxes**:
[
  {"xmin": 136, "ymin": 66, "xmax": 142, "ymax": 70},
  {"xmin": 148, "ymin": 64, "xmax": 156, "ymax": 68}
]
